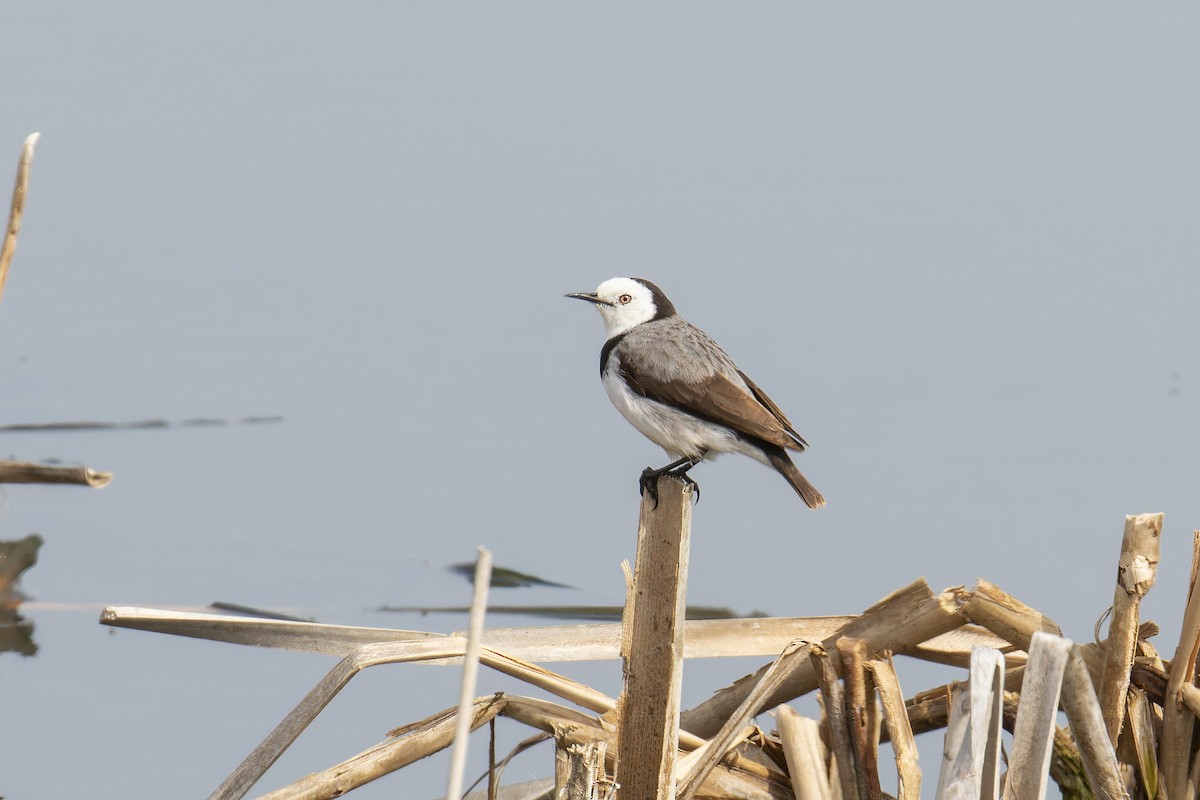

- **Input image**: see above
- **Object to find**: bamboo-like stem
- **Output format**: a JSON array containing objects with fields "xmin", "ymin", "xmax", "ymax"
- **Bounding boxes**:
[
  {"xmin": 0, "ymin": 133, "xmax": 39, "ymax": 308},
  {"xmin": 1159, "ymin": 529, "xmax": 1200, "ymax": 800},
  {"xmin": 0, "ymin": 460, "xmax": 112, "ymax": 487},
  {"xmin": 811, "ymin": 643, "xmax": 860, "ymax": 800},
  {"xmin": 776, "ymin": 706, "xmax": 832, "ymax": 800},
  {"xmin": 1100, "ymin": 513, "xmax": 1162, "ymax": 744},
  {"xmin": 936, "ymin": 647, "xmax": 1006, "ymax": 800},
  {"xmin": 1004, "ymin": 632, "xmax": 1072, "ymax": 800},
  {"xmin": 1125, "ymin": 687, "xmax": 1159, "ymax": 800},
  {"xmin": 963, "ymin": 579, "xmax": 1063, "ymax": 653},
  {"xmin": 1060, "ymin": 646, "xmax": 1130, "ymax": 800},
  {"xmin": 839, "ymin": 638, "xmax": 881, "ymax": 800},
  {"xmin": 445, "ymin": 547, "xmax": 493, "ymax": 800},
  {"xmin": 616, "ymin": 474, "xmax": 692, "ymax": 800},
  {"xmin": 868, "ymin": 654, "xmax": 920, "ymax": 800}
]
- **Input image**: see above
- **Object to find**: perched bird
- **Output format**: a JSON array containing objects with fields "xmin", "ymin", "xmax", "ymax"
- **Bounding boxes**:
[{"xmin": 566, "ymin": 277, "xmax": 825, "ymax": 508}]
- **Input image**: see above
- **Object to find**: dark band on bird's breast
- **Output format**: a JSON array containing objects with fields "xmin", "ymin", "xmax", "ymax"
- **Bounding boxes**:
[{"xmin": 600, "ymin": 332, "xmax": 629, "ymax": 375}]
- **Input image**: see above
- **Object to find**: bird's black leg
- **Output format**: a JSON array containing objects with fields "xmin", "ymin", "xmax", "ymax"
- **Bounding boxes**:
[{"xmin": 639, "ymin": 450, "xmax": 707, "ymax": 507}]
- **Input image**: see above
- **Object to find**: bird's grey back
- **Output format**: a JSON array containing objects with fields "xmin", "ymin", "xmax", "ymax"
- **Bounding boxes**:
[{"xmin": 610, "ymin": 316, "xmax": 745, "ymax": 387}]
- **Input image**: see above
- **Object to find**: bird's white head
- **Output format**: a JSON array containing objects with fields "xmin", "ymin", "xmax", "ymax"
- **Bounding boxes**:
[{"xmin": 565, "ymin": 277, "xmax": 676, "ymax": 338}]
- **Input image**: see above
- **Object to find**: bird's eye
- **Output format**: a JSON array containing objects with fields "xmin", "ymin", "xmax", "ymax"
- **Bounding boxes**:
[{"xmin": 618, "ymin": 294, "xmax": 633, "ymax": 305}]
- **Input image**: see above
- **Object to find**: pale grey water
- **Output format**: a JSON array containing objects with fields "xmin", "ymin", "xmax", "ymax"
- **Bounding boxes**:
[{"xmin": 2, "ymin": 4, "xmax": 1199, "ymax": 798}]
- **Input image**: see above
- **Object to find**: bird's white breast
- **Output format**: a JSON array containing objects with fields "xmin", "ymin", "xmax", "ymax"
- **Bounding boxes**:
[{"xmin": 602, "ymin": 353, "xmax": 756, "ymax": 462}]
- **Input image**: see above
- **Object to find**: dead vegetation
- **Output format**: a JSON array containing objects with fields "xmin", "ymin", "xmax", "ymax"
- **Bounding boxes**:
[{"xmin": 101, "ymin": 485, "xmax": 1193, "ymax": 800}]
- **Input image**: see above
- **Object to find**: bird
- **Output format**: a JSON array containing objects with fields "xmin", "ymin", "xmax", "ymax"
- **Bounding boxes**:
[{"xmin": 566, "ymin": 277, "xmax": 825, "ymax": 508}]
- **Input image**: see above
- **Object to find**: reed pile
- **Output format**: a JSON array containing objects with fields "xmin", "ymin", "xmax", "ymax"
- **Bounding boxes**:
[{"xmin": 103, "ymin": 481, "xmax": 1196, "ymax": 800}]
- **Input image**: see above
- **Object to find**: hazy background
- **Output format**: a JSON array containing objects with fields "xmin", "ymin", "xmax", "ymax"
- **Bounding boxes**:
[{"xmin": 2, "ymin": 4, "xmax": 1198, "ymax": 798}]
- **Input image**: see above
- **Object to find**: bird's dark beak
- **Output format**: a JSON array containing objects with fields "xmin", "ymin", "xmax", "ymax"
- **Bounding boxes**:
[{"xmin": 565, "ymin": 292, "xmax": 608, "ymax": 306}]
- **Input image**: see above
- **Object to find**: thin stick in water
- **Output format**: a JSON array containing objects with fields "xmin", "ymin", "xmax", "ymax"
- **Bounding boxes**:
[
  {"xmin": 445, "ymin": 547, "xmax": 493, "ymax": 800},
  {"xmin": 0, "ymin": 132, "xmax": 39, "ymax": 308}
]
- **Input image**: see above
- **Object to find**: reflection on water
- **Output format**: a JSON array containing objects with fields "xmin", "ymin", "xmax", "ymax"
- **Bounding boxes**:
[{"xmin": 0, "ymin": 533, "xmax": 41, "ymax": 656}]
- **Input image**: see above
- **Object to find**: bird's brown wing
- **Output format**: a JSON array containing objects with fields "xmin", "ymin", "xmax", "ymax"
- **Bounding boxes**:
[
  {"xmin": 738, "ymin": 370, "xmax": 808, "ymax": 450},
  {"xmin": 620, "ymin": 359, "xmax": 804, "ymax": 451}
]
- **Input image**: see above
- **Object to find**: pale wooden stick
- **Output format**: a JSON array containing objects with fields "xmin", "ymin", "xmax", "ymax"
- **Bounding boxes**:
[
  {"xmin": 0, "ymin": 132, "xmax": 39, "ymax": 308},
  {"xmin": 1100, "ymin": 513, "xmax": 1162, "ymax": 744},
  {"xmin": 615, "ymin": 474, "xmax": 692, "ymax": 800},
  {"xmin": 811, "ymin": 643, "xmax": 860, "ymax": 800},
  {"xmin": 446, "ymin": 547, "xmax": 493, "ymax": 800},
  {"xmin": 1159, "ymin": 529, "xmax": 1200, "ymax": 800},
  {"xmin": 0, "ymin": 460, "xmax": 112, "ymax": 487},
  {"xmin": 935, "ymin": 683, "xmax": 971, "ymax": 800},
  {"xmin": 868, "ymin": 654, "xmax": 920, "ymax": 800},
  {"xmin": 776, "ymin": 706, "xmax": 832, "ymax": 800},
  {"xmin": 680, "ymin": 580, "xmax": 969, "ymax": 738},
  {"xmin": 972, "ymin": 649, "xmax": 1006, "ymax": 800},
  {"xmin": 677, "ymin": 640, "xmax": 812, "ymax": 800},
  {"xmin": 1003, "ymin": 632, "xmax": 1072, "ymax": 800},
  {"xmin": 934, "ymin": 648, "xmax": 1006, "ymax": 800}
]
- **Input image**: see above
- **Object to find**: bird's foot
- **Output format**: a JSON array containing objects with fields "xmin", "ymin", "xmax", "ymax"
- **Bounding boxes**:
[
  {"xmin": 639, "ymin": 467, "xmax": 662, "ymax": 509},
  {"xmin": 669, "ymin": 467, "xmax": 701, "ymax": 503},
  {"xmin": 639, "ymin": 461, "xmax": 702, "ymax": 507}
]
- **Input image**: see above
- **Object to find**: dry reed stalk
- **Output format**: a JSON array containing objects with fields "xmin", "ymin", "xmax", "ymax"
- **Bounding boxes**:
[
  {"xmin": 810, "ymin": 643, "xmax": 860, "ymax": 800},
  {"xmin": 1059, "ymin": 645, "xmax": 1130, "ymax": 800},
  {"xmin": 1004, "ymin": 631, "xmax": 1072, "ymax": 800},
  {"xmin": 446, "ymin": 548, "xmax": 493, "ymax": 800},
  {"xmin": 1100, "ymin": 513, "xmax": 1162, "ymax": 744},
  {"xmin": 1158, "ymin": 529, "xmax": 1200, "ymax": 800},
  {"xmin": 775, "ymin": 706, "xmax": 832, "ymax": 800},
  {"xmin": 100, "ymin": 605, "xmax": 446, "ymax": 656},
  {"xmin": 0, "ymin": 460, "xmax": 112, "ymax": 487},
  {"xmin": 254, "ymin": 693, "xmax": 508, "ymax": 800},
  {"xmin": 934, "ymin": 647, "xmax": 1005, "ymax": 800},
  {"xmin": 963, "ymin": 579, "xmax": 1063, "ymax": 653},
  {"xmin": 1125, "ymin": 687, "xmax": 1159, "ymax": 799},
  {"xmin": 676, "ymin": 640, "xmax": 812, "ymax": 800},
  {"xmin": 616, "ymin": 474, "xmax": 692, "ymax": 800},
  {"xmin": 1190, "ymin": 530, "xmax": 1200, "ymax": 607},
  {"xmin": 0, "ymin": 133, "xmax": 38, "ymax": 308},
  {"xmin": 470, "ymin": 615, "xmax": 859, "ymax": 661},
  {"xmin": 867, "ymin": 654, "xmax": 919, "ymax": 800},
  {"xmin": 556, "ymin": 742, "xmax": 612, "ymax": 800},
  {"xmin": 680, "ymin": 580, "xmax": 969, "ymax": 738},
  {"xmin": 838, "ymin": 638, "xmax": 881, "ymax": 800}
]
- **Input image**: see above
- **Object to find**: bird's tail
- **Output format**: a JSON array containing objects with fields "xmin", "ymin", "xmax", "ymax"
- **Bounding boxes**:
[{"xmin": 766, "ymin": 448, "xmax": 826, "ymax": 509}]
